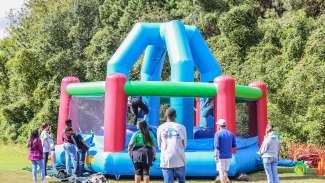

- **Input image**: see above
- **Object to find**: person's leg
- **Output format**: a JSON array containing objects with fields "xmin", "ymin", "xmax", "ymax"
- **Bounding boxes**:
[
  {"xmin": 31, "ymin": 160, "xmax": 37, "ymax": 183},
  {"xmin": 64, "ymin": 144, "xmax": 72, "ymax": 175},
  {"xmin": 202, "ymin": 106, "xmax": 213, "ymax": 127},
  {"xmin": 70, "ymin": 145, "xmax": 78, "ymax": 175},
  {"xmin": 224, "ymin": 159, "xmax": 231, "ymax": 183},
  {"xmin": 51, "ymin": 151, "xmax": 56, "ymax": 170},
  {"xmin": 162, "ymin": 168, "xmax": 174, "ymax": 183},
  {"xmin": 79, "ymin": 151, "xmax": 86, "ymax": 175},
  {"xmin": 271, "ymin": 158, "xmax": 280, "ymax": 183},
  {"xmin": 143, "ymin": 165, "xmax": 150, "ymax": 183},
  {"xmin": 263, "ymin": 158, "xmax": 274, "ymax": 183},
  {"xmin": 135, "ymin": 175, "xmax": 141, "ymax": 183},
  {"xmin": 134, "ymin": 163, "xmax": 143, "ymax": 183},
  {"xmin": 139, "ymin": 101, "xmax": 149, "ymax": 120},
  {"xmin": 131, "ymin": 102, "xmax": 139, "ymax": 125},
  {"xmin": 75, "ymin": 150, "xmax": 81, "ymax": 176},
  {"xmin": 43, "ymin": 152, "xmax": 49, "ymax": 176},
  {"xmin": 175, "ymin": 166, "xmax": 186, "ymax": 183},
  {"xmin": 39, "ymin": 160, "xmax": 46, "ymax": 183}
]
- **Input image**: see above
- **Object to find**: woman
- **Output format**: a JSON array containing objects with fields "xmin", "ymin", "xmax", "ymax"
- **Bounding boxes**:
[
  {"xmin": 259, "ymin": 123, "xmax": 280, "ymax": 183},
  {"xmin": 128, "ymin": 120, "xmax": 156, "ymax": 183},
  {"xmin": 28, "ymin": 129, "xmax": 45, "ymax": 183},
  {"xmin": 40, "ymin": 123, "xmax": 50, "ymax": 176}
]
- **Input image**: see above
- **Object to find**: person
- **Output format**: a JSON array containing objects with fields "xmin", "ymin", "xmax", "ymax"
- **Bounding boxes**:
[
  {"xmin": 28, "ymin": 129, "xmax": 45, "ymax": 183},
  {"xmin": 48, "ymin": 126, "xmax": 56, "ymax": 171},
  {"xmin": 72, "ymin": 132, "xmax": 90, "ymax": 176},
  {"xmin": 214, "ymin": 119, "xmax": 236, "ymax": 183},
  {"xmin": 128, "ymin": 96, "xmax": 149, "ymax": 125},
  {"xmin": 157, "ymin": 108, "xmax": 187, "ymax": 183},
  {"xmin": 62, "ymin": 125, "xmax": 78, "ymax": 176},
  {"xmin": 258, "ymin": 123, "xmax": 280, "ymax": 183},
  {"xmin": 128, "ymin": 120, "xmax": 156, "ymax": 183},
  {"xmin": 202, "ymin": 97, "xmax": 214, "ymax": 127},
  {"xmin": 40, "ymin": 122, "xmax": 50, "ymax": 176}
]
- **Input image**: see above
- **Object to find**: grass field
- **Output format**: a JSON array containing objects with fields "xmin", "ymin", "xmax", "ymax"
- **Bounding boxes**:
[{"xmin": 0, "ymin": 144, "xmax": 324, "ymax": 183}]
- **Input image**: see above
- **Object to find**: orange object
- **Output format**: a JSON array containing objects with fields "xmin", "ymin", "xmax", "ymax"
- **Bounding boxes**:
[{"xmin": 316, "ymin": 159, "xmax": 324, "ymax": 176}]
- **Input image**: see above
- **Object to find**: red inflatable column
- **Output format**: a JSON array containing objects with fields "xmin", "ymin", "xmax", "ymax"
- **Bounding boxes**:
[
  {"xmin": 214, "ymin": 76, "xmax": 236, "ymax": 134},
  {"xmin": 249, "ymin": 81, "xmax": 268, "ymax": 146},
  {"xmin": 194, "ymin": 98, "xmax": 200, "ymax": 127},
  {"xmin": 104, "ymin": 73, "xmax": 127, "ymax": 152},
  {"xmin": 248, "ymin": 102, "xmax": 257, "ymax": 136},
  {"xmin": 57, "ymin": 76, "xmax": 80, "ymax": 144}
]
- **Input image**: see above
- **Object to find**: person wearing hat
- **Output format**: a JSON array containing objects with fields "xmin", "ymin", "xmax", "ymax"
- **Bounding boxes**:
[
  {"xmin": 258, "ymin": 123, "xmax": 280, "ymax": 183},
  {"xmin": 157, "ymin": 108, "xmax": 187, "ymax": 183},
  {"xmin": 214, "ymin": 119, "xmax": 236, "ymax": 183}
]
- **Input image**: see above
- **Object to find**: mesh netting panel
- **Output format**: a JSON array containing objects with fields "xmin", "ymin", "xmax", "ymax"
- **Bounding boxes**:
[{"xmin": 69, "ymin": 96, "xmax": 105, "ymax": 136}]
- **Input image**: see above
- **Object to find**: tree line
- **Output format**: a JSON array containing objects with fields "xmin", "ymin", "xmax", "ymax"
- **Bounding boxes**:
[{"xmin": 0, "ymin": 0, "xmax": 324, "ymax": 157}]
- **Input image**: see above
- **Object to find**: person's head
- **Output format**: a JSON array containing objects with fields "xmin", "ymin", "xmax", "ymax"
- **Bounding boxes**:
[
  {"xmin": 217, "ymin": 119, "xmax": 226, "ymax": 129},
  {"xmin": 65, "ymin": 127, "xmax": 73, "ymax": 136},
  {"xmin": 165, "ymin": 107, "xmax": 176, "ymax": 122},
  {"xmin": 65, "ymin": 119, "xmax": 72, "ymax": 128},
  {"xmin": 28, "ymin": 129, "xmax": 39, "ymax": 147},
  {"xmin": 137, "ymin": 120, "xmax": 152, "ymax": 145},
  {"xmin": 41, "ymin": 122, "xmax": 49, "ymax": 131},
  {"xmin": 266, "ymin": 123, "xmax": 273, "ymax": 134}
]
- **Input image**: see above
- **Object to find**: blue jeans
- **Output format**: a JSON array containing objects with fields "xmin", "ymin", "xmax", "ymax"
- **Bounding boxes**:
[
  {"xmin": 162, "ymin": 166, "xmax": 186, "ymax": 183},
  {"xmin": 76, "ymin": 150, "xmax": 87, "ymax": 176},
  {"xmin": 263, "ymin": 157, "xmax": 280, "ymax": 183},
  {"xmin": 31, "ymin": 160, "xmax": 45, "ymax": 183},
  {"xmin": 63, "ymin": 143, "xmax": 77, "ymax": 175}
]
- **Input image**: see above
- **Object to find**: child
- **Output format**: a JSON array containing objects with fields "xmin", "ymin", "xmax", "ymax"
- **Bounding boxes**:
[
  {"xmin": 40, "ymin": 122, "xmax": 50, "ymax": 175},
  {"xmin": 28, "ymin": 129, "xmax": 45, "ymax": 183},
  {"xmin": 72, "ymin": 133, "xmax": 89, "ymax": 176},
  {"xmin": 63, "ymin": 126, "xmax": 78, "ymax": 176},
  {"xmin": 48, "ymin": 126, "xmax": 56, "ymax": 171}
]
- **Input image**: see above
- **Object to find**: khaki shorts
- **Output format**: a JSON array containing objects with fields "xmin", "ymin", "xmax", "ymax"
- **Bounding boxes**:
[{"xmin": 217, "ymin": 158, "xmax": 231, "ymax": 172}]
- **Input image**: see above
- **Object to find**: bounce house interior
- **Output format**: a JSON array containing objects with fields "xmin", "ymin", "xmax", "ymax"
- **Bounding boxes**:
[{"xmin": 55, "ymin": 20, "xmax": 269, "ymax": 178}]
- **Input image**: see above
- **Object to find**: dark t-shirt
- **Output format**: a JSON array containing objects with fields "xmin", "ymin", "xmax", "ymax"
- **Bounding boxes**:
[
  {"xmin": 62, "ymin": 131, "xmax": 73, "ymax": 144},
  {"xmin": 72, "ymin": 134, "xmax": 88, "ymax": 152}
]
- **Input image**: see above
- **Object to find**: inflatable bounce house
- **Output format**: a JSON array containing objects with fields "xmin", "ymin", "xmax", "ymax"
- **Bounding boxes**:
[{"xmin": 55, "ymin": 20, "xmax": 268, "ymax": 178}]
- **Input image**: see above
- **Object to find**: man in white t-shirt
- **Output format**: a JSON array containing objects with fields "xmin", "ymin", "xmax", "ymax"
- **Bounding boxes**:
[{"xmin": 157, "ymin": 108, "xmax": 187, "ymax": 183}]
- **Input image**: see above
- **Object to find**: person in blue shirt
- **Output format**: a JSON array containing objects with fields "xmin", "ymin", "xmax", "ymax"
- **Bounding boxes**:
[{"xmin": 214, "ymin": 119, "xmax": 236, "ymax": 183}]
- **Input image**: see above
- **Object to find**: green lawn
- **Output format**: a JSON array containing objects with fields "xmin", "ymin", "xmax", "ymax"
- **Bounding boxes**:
[{"xmin": 0, "ymin": 144, "xmax": 324, "ymax": 183}]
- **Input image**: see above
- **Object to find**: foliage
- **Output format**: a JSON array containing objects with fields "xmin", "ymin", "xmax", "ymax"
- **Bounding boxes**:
[{"xmin": 0, "ymin": 0, "xmax": 324, "ymax": 155}]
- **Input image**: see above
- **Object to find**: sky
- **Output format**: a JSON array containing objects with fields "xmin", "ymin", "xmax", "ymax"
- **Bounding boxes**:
[{"xmin": 0, "ymin": 0, "xmax": 25, "ymax": 39}]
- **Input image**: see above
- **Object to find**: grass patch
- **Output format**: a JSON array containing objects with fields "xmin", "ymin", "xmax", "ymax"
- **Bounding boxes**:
[{"xmin": 0, "ymin": 144, "xmax": 324, "ymax": 183}]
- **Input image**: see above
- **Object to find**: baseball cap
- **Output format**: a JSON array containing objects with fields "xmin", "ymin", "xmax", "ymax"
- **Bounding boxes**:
[{"xmin": 217, "ymin": 119, "xmax": 226, "ymax": 126}]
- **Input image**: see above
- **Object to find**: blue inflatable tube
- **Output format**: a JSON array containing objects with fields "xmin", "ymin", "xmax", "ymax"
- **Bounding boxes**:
[{"xmin": 55, "ymin": 134, "xmax": 263, "ymax": 177}]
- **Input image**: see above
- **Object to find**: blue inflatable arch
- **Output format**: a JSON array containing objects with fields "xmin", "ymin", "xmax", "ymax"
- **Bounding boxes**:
[{"xmin": 106, "ymin": 20, "xmax": 222, "ymax": 138}]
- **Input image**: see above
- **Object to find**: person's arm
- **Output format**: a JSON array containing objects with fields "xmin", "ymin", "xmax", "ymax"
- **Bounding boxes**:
[
  {"xmin": 128, "ymin": 134, "xmax": 136, "ymax": 157},
  {"xmin": 182, "ymin": 126, "xmax": 187, "ymax": 148},
  {"xmin": 259, "ymin": 137, "xmax": 269, "ymax": 155},
  {"xmin": 232, "ymin": 134, "xmax": 236, "ymax": 148},
  {"xmin": 149, "ymin": 132, "xmax": 156, "ymax": 159},
  {"xmin": 157, "ymin": 127, "xmax": 161, "ymax": 150},
  {"xmin": 38, "ymin": 139, "xmax": 43, "ymax": 155},
  {"xmin": 42, "ymin": 132, "xmax": 50, "ymax": 149},
  {"xmin": 214, "ymin": 133, "xmax": 219, "ymax": 160},
  {"xmin": 80, "ymin": 137, "xmax": 90, "ymax": 150},
  {"xmin": 203, "ymin": 98, "xmax": 209, "ymax": 107}
]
